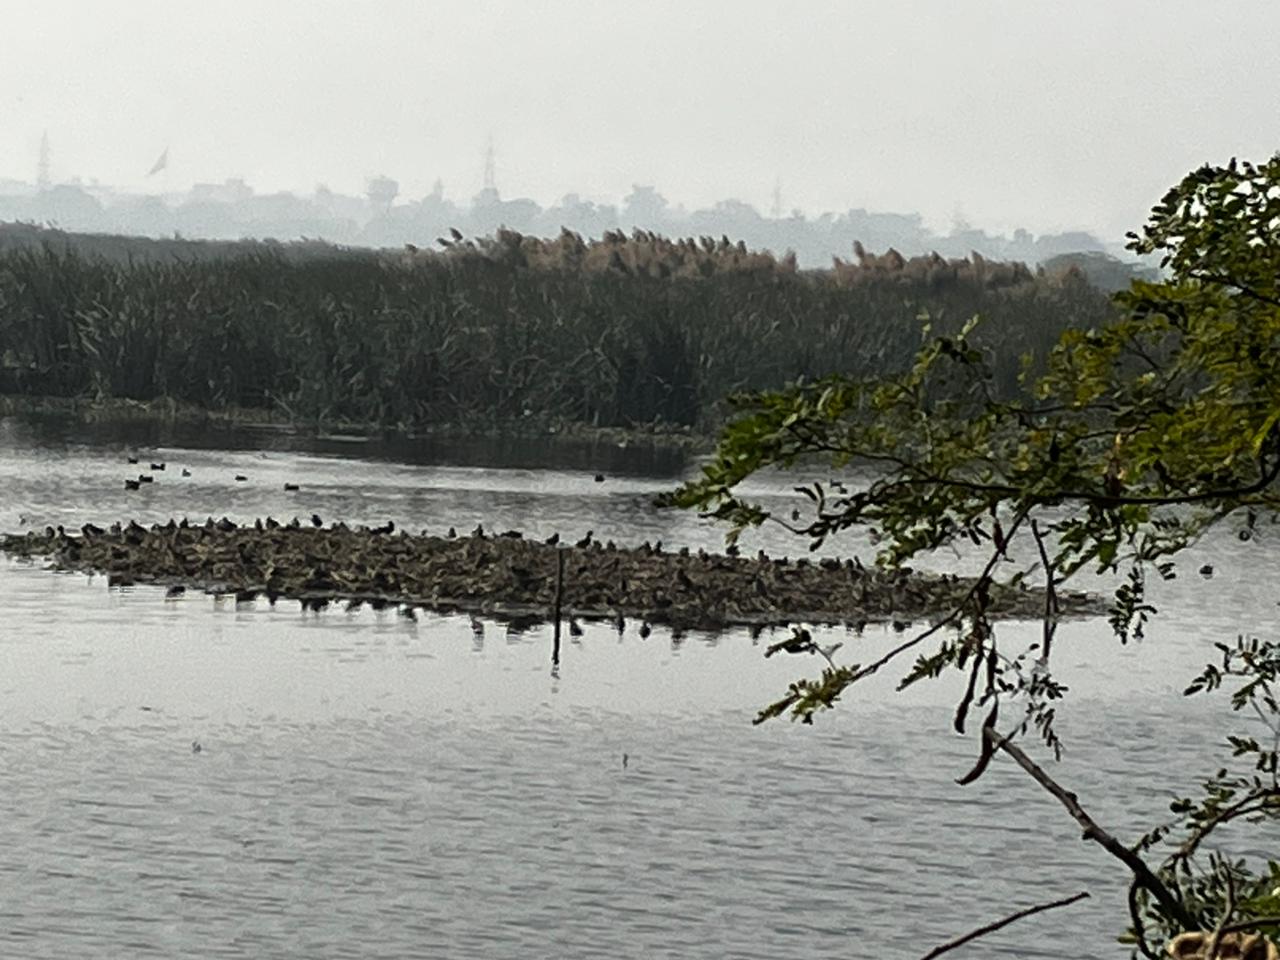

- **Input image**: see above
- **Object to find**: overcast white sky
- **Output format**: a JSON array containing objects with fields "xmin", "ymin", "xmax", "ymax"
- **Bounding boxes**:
[{"xmin": 3, "ymin": 0, "xmax": 1278, "ymax": 239}]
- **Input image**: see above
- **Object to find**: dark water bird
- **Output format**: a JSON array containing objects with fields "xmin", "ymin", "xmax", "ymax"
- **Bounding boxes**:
[
  {"xmin": 575, "ymin": 530, "xmax": 594, "ymax": 549},
  {"xmin": 569, "ymin": 618, "xmax": 583, "ymax": 637},
  {"xmin": 81, "ymin": 523, "xmax": 104, "ymax": 537},
  {"xmin": 127, "ymin": 456, "xmax": 138, "ymax": 464},
  {"xmin": 399, "ymin": 605, "xmax": 417, "ymax": 621},
  {"xmin": 450, "ymin": 226, "xmax": 463, "ymax": 242},
  {"xmin": 370, "ymin": 520, "xmax": 395, "ymax": 535},
  {"xmin": 311, "ymin": 514, "xmax": 323, "ymax": 528},
  {"xmin": 447, "ymin": 526, "xmax": 457, "ymax": 538},
  {"xmin": 191, "ymin": 741, "xmax": 202, "ymax": 754},
  {"xmin": 470, "ymin": 614, "xmax": 484, "ymax": 636},
  {"xmin": 165, "ymin": 585, "xmax": 185, "ymax": 598},
  {"xmin": 594, "ymin": 474, "xmax": 605, "ymax": 483},
  {"xmin": 234, "ymin": 475, "xmax": 248, "ymax": 482},
  {"xmin": 638, "ymin": 621, "xmax": 652, "ymax": 639},
  {"xmin": 138, "ymin": 474, "xmax": 154, "ymax": 483},
  {"xmin": 181, "ymin": 468, "xmax": 191, "ymax": 477},
  {"xmin": 1199, "ymin": 564, "xmax": 1214, "ymax": 578},
  {"xmin": 726, "ymin": 543, "xmax": 740, "ymax": 557},
  {"xmin": 472, "ymin": 524, "xmax": 485, "ymax": 539},
  {"xmin": 283, "ymin": 483, "xmax": 299, "ymax": 492},
  {"xmin": 544, "ymin": 532, "xmax": 560, "ymax": 546},
  {"xmin": 150, "ymin": 462, "xmax": 166, "ymax": 471},
  {"xmin": 124, "ymin": 479, "xmax": 141, "ymax": 491}
]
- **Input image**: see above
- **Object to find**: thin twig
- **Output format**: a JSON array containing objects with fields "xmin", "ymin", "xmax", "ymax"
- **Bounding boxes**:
[
  {"xmin": 1128, "ymin": 878, "xmax": 1162, "ymax": 960},
  {"xmin": 1219, "ymin": 916, "xmax": 1280, "ymax": 934},
  {"xmin": 1172, "ymin": 791, "xmax": 1279, "ymax": 866},
  {"xmin": 917, "ymin": 890, "xmax": 1090, "ymax": 960},
  {"xmin": 1030, "ymin": 519, "xmax": 1059, "ymax": 663},
  {"xmin": 847, "ymin": 509, "xmax": 1028, "ymax": 686},
  {"xmin": 1206, "ymin": 859, "xmax": 1237, "ymax": 960}
]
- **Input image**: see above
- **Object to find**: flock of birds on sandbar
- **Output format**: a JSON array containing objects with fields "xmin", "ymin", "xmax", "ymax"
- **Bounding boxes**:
[{"xmin": 0, "ymin": 450, "xmax": 1104, "ymax": 634}]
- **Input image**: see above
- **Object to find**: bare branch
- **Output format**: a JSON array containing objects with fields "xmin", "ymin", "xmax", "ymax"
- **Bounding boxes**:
[{"xmin": 917, "ymin": 890, "xmax": 1090, "ymax": 960}]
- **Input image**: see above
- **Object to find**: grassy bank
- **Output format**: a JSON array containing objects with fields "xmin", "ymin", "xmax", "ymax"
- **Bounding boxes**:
[{"xmin": 0, "ymin": 225, "xmax": 1117, "ymax": 434}]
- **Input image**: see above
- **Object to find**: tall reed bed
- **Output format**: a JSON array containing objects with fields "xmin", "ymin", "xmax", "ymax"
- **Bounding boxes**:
[{"xmin": 0, "ymin": 227, "xmax": 1116, "ymax": 431}]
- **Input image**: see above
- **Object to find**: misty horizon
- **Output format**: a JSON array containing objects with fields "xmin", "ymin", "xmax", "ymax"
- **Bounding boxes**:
[{"xmin": 6, "ymin": 1, "xmax": 1278, "ymax": 247}]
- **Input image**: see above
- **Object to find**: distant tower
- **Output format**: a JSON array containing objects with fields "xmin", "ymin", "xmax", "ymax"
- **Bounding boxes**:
[
  {"xmin": 483, "ymin": 138, "xmax": 497, "ymax": 193},
  {"xmin": 475, "ymin": 137, "xmax": 500, "ymax": 206},
  {"xmin": 37, "ymin": 131, "xmax": 51, "ymax": 191},
  {"xmin": 770, "ymin": 177, "xmax": 783, "ymax": 220}
]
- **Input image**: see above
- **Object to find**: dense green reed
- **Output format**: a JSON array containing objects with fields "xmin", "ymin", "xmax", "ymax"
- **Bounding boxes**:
[{"xmin": 0, "ymin": 226, "xmax": 1116, "ymax": 431}]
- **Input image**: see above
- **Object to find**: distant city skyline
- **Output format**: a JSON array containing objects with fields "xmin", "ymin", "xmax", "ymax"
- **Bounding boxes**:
[
  {"xmin": 0, "ymin": 157, "xmax": 1128, "ymax": 271},
  {"xmin": 4, "ymin": 1, "xmax": 1278, "ymax": 245}
]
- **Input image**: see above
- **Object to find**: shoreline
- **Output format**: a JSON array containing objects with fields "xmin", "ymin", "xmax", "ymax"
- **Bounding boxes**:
[
  {"xmin": 0, "ymin": 393, "xmax": 712, "ymax": 451},
  {"xmin": 1, "ymin": 519, "xmax": 1103, "ymax": 632}
]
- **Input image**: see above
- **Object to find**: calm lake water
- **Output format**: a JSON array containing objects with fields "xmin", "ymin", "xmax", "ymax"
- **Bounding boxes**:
[{"xmin": 1, "ymin": 414, "xmax": 1276, "ymax": 959}]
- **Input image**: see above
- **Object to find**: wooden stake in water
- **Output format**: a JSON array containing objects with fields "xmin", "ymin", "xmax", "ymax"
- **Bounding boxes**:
[{"xmin": 551, "ymin": 548, "xmax": 565, "ymax": 666}]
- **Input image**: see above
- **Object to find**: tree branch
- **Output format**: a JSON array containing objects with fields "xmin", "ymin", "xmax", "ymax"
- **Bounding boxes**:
[
  {"xmin": 985, "ymin": 728, "xmax": 1194, "ymax": 930},
  {"xmin": 917, "ymin": 890, "xmax": 1090, "ymax": 960}
]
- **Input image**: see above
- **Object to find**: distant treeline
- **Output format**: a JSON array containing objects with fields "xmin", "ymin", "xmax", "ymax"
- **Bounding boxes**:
[{"xmin": 0, "ymin": 225, "xmax": 1117, "ymax": 431}]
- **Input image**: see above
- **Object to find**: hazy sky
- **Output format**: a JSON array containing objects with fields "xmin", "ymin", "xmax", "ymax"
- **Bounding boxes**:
[{"xmin": 4, "ymin": 0, "xmax": 1278, "ymax": 239}]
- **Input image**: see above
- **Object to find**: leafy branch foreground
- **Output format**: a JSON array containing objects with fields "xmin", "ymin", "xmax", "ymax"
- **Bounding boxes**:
[{"xmin": 669, "ymin": 155, "xmax": 1280, "ymax": 956}]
